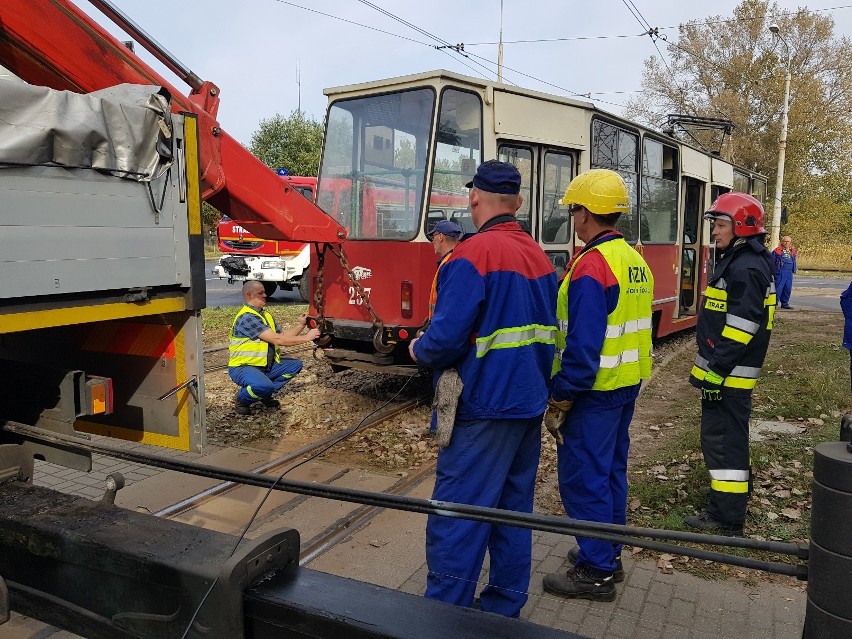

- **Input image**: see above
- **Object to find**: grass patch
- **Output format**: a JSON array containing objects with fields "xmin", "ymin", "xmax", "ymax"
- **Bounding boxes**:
[
  {"xmin": 628, "ymin": 312, "xmax": 849, "ymax": 578},
  {"xmin": 797, "ymin": 243, "xmax": 850, "ymax": 272}
]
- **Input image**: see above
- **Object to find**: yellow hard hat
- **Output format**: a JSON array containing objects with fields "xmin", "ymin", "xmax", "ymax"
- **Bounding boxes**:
[{"xmin": 560, "ymin": 169, "xmax": 630, "ymax": 215}]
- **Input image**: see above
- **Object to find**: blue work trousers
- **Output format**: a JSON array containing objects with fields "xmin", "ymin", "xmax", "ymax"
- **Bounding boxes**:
[
  {"xmin": 776, "ymin": 269, "xmax": 794, "ymax": 306},
  {"xmin": 229, "ymin": 359, "xmax": 302, "ymax": 403},
  {"xmin": 425, "ymin": 415, "xmax": 542, "ymax": 618},
  {"xmin": 556, "ymin": 386, "xmax": 638, "ymax": 574}
]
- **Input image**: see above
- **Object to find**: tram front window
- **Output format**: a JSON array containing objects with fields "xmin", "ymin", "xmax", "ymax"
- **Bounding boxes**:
[
  {"xmin": 428, "ymin": 89, "xmax": 482, "ymax": 231},
  {"xmin": 318, "ymin": 88, "xmax": 436, "ymax": 240}
]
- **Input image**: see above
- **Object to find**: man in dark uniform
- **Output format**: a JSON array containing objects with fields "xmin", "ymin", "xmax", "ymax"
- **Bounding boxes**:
[{"xmin": 686, "ymin": 193, "xmax": 775, "ymax": 536}]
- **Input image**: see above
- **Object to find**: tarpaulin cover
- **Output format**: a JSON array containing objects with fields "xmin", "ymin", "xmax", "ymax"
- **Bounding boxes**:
[{"xmin": 0, "ymin": 81, "xmax": 173, "ymax": 181}]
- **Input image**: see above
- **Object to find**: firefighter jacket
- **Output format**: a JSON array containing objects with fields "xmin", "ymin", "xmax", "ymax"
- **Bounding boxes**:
[
  {"xmin": 412, "ymin": 216, "xmax": 558, "ymax": 420},
  {"xmin": 551, "ymin": 231, "xmax": 654, "ymax": 401},
  {"xmin": 689, "ymin": 238, "xmax": 775, "ymax": 391},
  {"xmin": 228, "ymin": 305, "xmax": 281, "ymax": 368}
]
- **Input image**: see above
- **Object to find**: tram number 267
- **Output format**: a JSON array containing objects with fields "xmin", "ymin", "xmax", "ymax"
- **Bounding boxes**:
[{"xmin": 348, "ymin": 286, "xmax": 372, "ymax": 305}]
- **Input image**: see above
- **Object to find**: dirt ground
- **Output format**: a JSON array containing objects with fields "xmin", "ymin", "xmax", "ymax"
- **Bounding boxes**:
[{"xmin": 202, "ymin": 329, "xmax": 696, "ymax": 515}]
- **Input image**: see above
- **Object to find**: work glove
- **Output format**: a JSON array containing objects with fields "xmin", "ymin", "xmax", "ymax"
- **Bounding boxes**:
[
  {"xmin": 700, "ymin": 371, "xmax": 724, "ymax": 402},
  {"xmin": 544, "ymin": 398, "xmax": 573, "ymax": 446}
]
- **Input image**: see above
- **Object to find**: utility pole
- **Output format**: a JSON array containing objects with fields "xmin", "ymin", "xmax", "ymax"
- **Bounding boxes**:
[
  {"xmin": 297, "ymin": 58, "xmax": 301, "ymax": 114},
  {"xmin": 769, "ymin": 24, "xmax": 791, "ymax": 250},
  {"xmin": 497, "ymin": 0, "xmax": 504, "ymax": 83}
]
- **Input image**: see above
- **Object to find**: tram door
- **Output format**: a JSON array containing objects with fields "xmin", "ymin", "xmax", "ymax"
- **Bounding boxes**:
[
  {"xmin": 497, "ymin": 142, "xmax": 575, "ymax": 278},
  {"xmin": 679, "ymin": 178, "xmax": 704, "ymax": 315}
]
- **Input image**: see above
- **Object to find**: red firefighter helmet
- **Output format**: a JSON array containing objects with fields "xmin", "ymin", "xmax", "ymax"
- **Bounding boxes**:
[{"xmin": 703, "ymin": 192, "xmax": 766, "ymax": 237}]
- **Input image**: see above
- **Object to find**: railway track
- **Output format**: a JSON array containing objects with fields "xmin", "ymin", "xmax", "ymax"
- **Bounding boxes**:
[{"xmin": 159, "ymin": 352, "xmax": 436, "ymax": 568}]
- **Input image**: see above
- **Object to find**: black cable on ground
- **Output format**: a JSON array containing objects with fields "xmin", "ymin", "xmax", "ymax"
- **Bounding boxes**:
[{"xmin": 5, "ymin": 420, "xmax": 808, "ymax": 582}]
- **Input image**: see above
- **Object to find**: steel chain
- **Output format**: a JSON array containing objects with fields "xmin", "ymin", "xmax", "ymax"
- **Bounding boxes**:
[
  {"xmin": 312, "ymin": 244, "xmax": 332, "ymax": 347},
  {"xmin": 331, "ymin": 245, "xmax": 381, "ymax": 325}
]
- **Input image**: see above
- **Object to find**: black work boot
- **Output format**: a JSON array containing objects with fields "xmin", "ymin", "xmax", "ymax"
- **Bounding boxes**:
[
  {"xmin": 683, "ymin": 511, "xmax": 744, "ymax": 537},
  {"xmin": 542, "ymin": 565, "xmax": 616, "ymax": 602},
  {"xmin": 567, "ymin": 545, "xmax": 624, "ymax": 583},
  {"xmin": 260, "ymin": 397, "xmax": 281, "ymax": 409},
  {"xmin": 234, "ymin": 393, "xmax": 252, "ymax": 416}
]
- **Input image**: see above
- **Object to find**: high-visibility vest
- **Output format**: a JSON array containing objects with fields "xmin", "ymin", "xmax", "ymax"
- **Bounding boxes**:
[
  {"xmin": 552, "ymin": 237, "xmax": 654, "ymax": 390},
  {"xmin": 427, "ymin": 251, "xmax": 454, "ymax": 318},
  {"xmin": 228, "ymin": 306, "xmax": 280, "ymax": 368}
]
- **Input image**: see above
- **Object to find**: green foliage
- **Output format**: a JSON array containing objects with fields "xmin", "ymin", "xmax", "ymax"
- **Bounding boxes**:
[
  {"xmin": 249, "ymin": 110, "xmax": 324, "ymax": 177},
  {"xmin": 625, "ymin": 0, "xmax": 852, "ymax": 246}
]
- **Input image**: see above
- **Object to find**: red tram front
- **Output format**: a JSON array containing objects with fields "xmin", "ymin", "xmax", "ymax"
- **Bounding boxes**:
[{"xmin": 309, "ymin": 71, "xmax": 767, "ymax": 374}]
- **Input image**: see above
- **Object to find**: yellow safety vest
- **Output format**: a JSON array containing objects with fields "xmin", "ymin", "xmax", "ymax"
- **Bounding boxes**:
[
  {"xmin": 552, "ymin": 237, "xmax": 654, "ymax": 390},
  {"xmin": 228, "ymin": 306, "xmax": 280, "ymax": 368}
]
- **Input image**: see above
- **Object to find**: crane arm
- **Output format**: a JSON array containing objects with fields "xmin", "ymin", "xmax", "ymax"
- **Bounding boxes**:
[{"xmin": 0, "ymin": 0, "xmax": 346, "ymax": 243}]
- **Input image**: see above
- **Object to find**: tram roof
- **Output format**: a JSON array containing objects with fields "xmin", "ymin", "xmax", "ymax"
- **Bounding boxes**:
[
  {"xmin": 323, "ymin": 69, "xmax": 596, "ymax": 110},
  {"xmin": 323, "ymin": 69, "xmax": 766, "ymax": 180}
]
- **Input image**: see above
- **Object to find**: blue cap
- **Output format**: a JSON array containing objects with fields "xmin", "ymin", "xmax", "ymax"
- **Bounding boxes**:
[
  {"xmin": 426, "ymin": 219, "xmax": 463, "ymax": 239},
  {"xmin": 464, "ymin": 160, "xmax": 521, "ymax": 194}
]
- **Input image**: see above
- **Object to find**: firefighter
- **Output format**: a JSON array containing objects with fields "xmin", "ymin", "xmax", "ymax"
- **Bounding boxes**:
[
  {"xmin": 685, "ymin": 192, "xmax": 775, "ymax": 536},
  {"xmin": 542, "ymin": 169, "xmax": 654, "ymax": 602}
]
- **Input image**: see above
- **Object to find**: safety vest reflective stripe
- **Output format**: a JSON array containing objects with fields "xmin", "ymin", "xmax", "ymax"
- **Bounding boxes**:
[
  {"xmin": 476, "ymin": 324, "xmax": 557, "ymax": 359},
  {"xmin": 228, "ymin": 306, "xmax": 280, "ymax": 368},
  {"xmin": 599, "ymin": 349, "xmax": 640, "ymax": 369},
  {"xmin": 604, "ymin": 317, "xmax": 653, "ymax": 339}
]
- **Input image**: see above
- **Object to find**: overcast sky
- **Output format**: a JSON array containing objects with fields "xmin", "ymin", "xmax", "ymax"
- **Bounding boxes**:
[{"xmin": 75, "ymin": 0, "xmax": 852, "ymax": 146}]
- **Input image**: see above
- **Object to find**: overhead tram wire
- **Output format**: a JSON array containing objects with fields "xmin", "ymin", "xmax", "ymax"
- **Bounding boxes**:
[{"xmin": 354, "ymin": 0, "xmax": 508, "ymax": 82}]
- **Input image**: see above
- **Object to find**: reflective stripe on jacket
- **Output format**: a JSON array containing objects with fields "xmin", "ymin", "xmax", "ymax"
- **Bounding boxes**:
[
  {"xmin": 552, "ymin": 234, "xmax": 654, "ymax": 392},
  {"xmin": 689, "ymin": 238, "xmax": 774, "ymax": 391},
  {"xmin": 228, "ymin": 306, "xmax": 280, "ymax": 368}
]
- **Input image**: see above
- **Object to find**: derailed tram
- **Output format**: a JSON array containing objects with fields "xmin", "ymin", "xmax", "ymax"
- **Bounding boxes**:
[{"xmin": 308, "ymin": 70, "xmax": 768, "ymax": 374}]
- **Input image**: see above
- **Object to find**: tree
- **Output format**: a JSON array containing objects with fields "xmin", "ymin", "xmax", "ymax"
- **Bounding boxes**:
[
  {"xmin": 625, "ymin": 0, "xmax": 852, "ymax": 249},
  {"xmin": 249, "ymin": 109, "xmax": 324, "ymax": 177}
]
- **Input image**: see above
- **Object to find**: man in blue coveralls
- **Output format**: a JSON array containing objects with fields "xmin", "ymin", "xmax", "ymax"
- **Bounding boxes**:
[
  {"xmin": 408, "ymin": 160, "xmax": 557, "ymax": 617},
  {"xmin": 772, "ymin": 235, "xmax": 797, "ymax": 309},
  {"xmin": 542, "ymin": 169, "xmax": 654, "ymax": 602}
]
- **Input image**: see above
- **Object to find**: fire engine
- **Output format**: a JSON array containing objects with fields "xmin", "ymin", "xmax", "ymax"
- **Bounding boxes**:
[{"xmin": 212, "ymin": 174, "xmax": 315, "ymax": 302}]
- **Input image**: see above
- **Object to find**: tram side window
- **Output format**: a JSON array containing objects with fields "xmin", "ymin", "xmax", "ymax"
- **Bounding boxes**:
[
  {"xmin": 498, "ymin": 145, "xmax": 533, "ymax": 234},
  {"xmin": 428, "ymin": 89, "xmax": 482, "ymax": 235},
  {"xmin": 752, "ymin": 177, "xmax": 767, "ymax": 206},
  {"xmin": 733, "ymin": 170, "xmax": 750, "ymax": 194},
  {"xmin": 542, "ymin": 152, "xmax": 574, "ymax": 244},
  {"xmin": 640, "ymin": 139, "xmax": 678, "ymax": 243},
  {"xmin": 591, "ymin": 119, "xmax": 639, "ymax": 242}
]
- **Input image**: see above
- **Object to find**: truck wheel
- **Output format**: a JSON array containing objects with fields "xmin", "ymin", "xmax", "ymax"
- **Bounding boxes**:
[
  {"xmin": 262, "ymin": 281, "xmax": 278, "ymax": 297},
  {"xmin": 298, "ymin": 277, "xmax": 310, "ymax": 303}
]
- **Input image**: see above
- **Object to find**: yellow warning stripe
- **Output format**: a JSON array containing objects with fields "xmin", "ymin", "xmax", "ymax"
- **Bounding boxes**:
[{"xmin": 0, "ymin": 297, "xmax": 186, "ymax": 335}]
